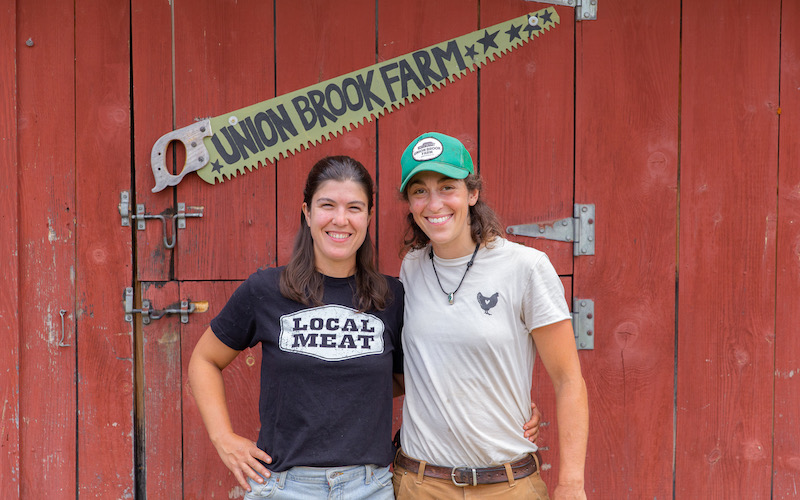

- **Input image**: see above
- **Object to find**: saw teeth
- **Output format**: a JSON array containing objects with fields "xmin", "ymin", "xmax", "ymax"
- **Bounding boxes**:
[{"xmin": 190, "ymin": 7, "xmax": 559, "ymax": 187}]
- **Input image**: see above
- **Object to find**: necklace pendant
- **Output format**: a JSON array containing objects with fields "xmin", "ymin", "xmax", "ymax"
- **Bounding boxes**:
[{"xmin": 430, "ymin": 242, "xmax": 479, "ymax": 307}]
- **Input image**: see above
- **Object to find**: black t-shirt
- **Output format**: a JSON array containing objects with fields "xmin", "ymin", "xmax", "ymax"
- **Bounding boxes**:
[{"xmin": 210, "ymin": 267, "xmax": 404, "ymax": 472}]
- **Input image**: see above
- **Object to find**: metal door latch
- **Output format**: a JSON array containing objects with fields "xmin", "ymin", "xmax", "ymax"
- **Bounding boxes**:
[
  {"xmin": 506, "ymin": 204, "xmax": 595, "ymax": 256},
  {"xmin": 572, "ymin": 299, "xmax": 594, "ymax": 350},
  {"xmin": 525, "ymin": 0, "xmax": 597, "ymax": 20},
  {"xmin": 124, "ymin": 287, "xmax": 208, "ymax": 324},
  {"xmin": 119, "ymin": 191, "xmax": 204, "ymax": 249}
]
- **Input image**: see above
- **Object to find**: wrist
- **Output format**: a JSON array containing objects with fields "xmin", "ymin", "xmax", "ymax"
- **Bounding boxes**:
[
  {"xmin": 557, "ymin": 476, "xmax": 585, "ymax": 488},
  {"xmin": 209, "ymin": 428, "xmax": 235, "ymax": 445}
]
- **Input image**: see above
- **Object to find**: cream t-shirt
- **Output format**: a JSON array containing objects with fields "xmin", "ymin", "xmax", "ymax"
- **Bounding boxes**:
[{"xmin": 399, "ymin": 238, "xmax": 570, "ymax": 467}]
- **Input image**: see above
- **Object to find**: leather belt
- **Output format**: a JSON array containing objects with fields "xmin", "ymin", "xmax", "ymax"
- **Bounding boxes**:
[{"xmin": 394, "ymin": 451, "xmax": 539, "ymax": 487}]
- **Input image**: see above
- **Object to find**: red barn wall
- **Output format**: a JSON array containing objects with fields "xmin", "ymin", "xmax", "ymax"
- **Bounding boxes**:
[{"xmin": 1, "ymin": 0, "xmax": 798, "ymax": 498}]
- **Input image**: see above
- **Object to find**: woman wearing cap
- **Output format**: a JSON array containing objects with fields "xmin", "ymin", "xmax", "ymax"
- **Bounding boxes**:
[
  {"xmin": 392, "ymin": 133, "xmax": 588, "ymax": 499},
  {"xmin": 188, "ymin": 156, "xmax": 404, "ymax": 499}
]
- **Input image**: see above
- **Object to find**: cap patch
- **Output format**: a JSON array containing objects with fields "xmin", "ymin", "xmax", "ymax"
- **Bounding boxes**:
[{"xmin": 411, "ymin": 138, "xmax": 444, "ymax": 162}]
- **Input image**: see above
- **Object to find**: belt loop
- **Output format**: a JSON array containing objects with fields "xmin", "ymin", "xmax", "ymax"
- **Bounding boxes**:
[
  {"xmin": 275, "ymin": 470, "xmax": 288, "ymax": 489},
  {"xmin": 532, "ymin": 451, "xmax": 542, "ymax": 473},
  {"xmin": 364, "ymin": 464, "xmax": 373, "ymax": 485},
  {"xmin": 504, "ymin": 462, "xmax": 516, "ymax": 487},
  {"xmin": 416, "ymin": 461, "xmax": 427, "ymax": 484}
]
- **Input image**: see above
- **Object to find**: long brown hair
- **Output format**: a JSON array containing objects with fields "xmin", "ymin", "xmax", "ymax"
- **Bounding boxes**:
[
  {"xmin": 400, "ymin": 173, "xmax": 504, "ymax": 254},
  {"xmin": 280, "ymin": 156, "xmax": 390, "ymax": 311}
]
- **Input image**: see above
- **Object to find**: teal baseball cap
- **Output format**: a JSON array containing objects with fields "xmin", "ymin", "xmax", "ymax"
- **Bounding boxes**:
[{"xmin": 400, "ymin": 132, "xmax": 474, "ymax": 191}]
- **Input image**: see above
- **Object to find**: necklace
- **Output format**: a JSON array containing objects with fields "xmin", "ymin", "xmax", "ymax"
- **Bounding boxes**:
[{"xmin": 429, "ymin": 243, "xmax": 480, "ymax": 305}]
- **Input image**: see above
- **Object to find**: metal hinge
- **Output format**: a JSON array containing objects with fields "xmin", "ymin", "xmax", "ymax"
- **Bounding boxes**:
[
  {"xmin": 525, "ymin": 0, "xmax": 597, "ymax": 20},
  {"xmin": 119, "ymin": 191, "xmax": 204, "ymax": 249},
  {"xmin": 123, "ymin": 287, "xmax": 208, "ymax": 324},
  {"xmin": 572, "ymin": 298, "xmax": 594, "ymax": 350},
  {"xmin": 506, "ymin": 204, "xmax": 595, "ymax": 256}
]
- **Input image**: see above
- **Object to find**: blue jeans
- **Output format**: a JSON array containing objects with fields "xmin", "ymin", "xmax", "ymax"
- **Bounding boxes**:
[{"xmin": 244, "ymin": 464, "xmax": 394, "ymax": 500}]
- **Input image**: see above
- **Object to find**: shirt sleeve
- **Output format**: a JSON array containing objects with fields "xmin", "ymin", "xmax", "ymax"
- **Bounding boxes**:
[
  {"xmin": 209, "ymin": 275, "xmax": 259, "ymax": 350},
  {"xmin": 522, "ymin": 253, "xmax": 571, "ymax": 332}
]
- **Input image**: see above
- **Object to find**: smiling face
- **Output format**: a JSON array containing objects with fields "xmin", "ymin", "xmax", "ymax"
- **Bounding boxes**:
[
  {"xmin": 302, "ymin": 179, "xmax": 372, "ymax": 277},
  {"xmin": 406, "ymin": 171, "xmax": 479, "ymax": 259}
]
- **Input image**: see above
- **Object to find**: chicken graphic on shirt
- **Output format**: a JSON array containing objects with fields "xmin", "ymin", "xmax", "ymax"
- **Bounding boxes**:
[{"xmin": 477, "ymin": 292, "xmax": 499, "ymax": 315}]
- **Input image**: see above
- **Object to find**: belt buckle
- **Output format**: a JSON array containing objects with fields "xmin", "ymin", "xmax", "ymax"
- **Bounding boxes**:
[{"xmin": 451, "ymin": 466, "xmax": 477, "ymax": 487}]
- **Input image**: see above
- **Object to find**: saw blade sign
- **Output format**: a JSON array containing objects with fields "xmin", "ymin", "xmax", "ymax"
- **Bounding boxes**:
[{"xmin": 150, "ymin": 8, "xmax": 560, "ymax": 192}]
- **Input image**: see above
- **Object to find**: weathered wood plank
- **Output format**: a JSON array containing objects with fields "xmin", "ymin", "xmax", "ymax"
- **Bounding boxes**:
[
  {"xmin": 575, "ymin": 0, "xmax": 680, "ymax": 497},
  {"xmin": 774, "ymin": 0, "xmax": 800, "ymax": 494},
  {"xmin": 132, "ymin": 0, "xmax": 175, "ymax": 282},
  {"xmin": 376, "ymin": 0, "xmax": 478, "ymax": 277},
  {"xmin": 0, "ymin": 0, "xmax": 20, "ymax": 495},
  {"xmin": 74, "ymin": 0, "xmax": 135, "ymax": 495},
  {"xmin": 181, "ymin": 281, "xmax": 262, "ymax": 499},
  {"xmin": 275, "ymin": 0, "xmax": 377, "ymax": 268},
  {"xmin": 173, "ymin": 0, "xmax": 277, "ymax": 280},
  {"xmin": 16, "ymin": 0, "xmax": 77, "ymax": 495},
  {"xmin": 481, "ymin": 0, "xmax": 575, "ymax": 276},
  {"xmin": 140, "ymin": 281, "xmax": 182, "ymax": 499},
  {"xmin": 678, "ymin": 1, "xmax": 779, "ymax": 497}
]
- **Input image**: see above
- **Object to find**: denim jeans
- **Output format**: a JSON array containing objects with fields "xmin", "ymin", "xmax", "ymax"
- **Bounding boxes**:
[{"xmin": 244, "ymin": 464, "xmax": 394, "ymax": 500}]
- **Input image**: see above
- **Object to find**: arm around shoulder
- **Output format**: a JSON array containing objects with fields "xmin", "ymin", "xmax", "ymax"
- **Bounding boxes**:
[
  {"xmin": 530, "ymin": 319, "xmax": 588, "ymax": 500},
  {"xmin": 392, "ymin": 373, "xmax": 405, "ymax": 398}
]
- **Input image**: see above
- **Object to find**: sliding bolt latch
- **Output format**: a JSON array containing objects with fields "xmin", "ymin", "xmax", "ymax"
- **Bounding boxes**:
[{"xmin": 124, "ymin": 287, "xmax": 208, "ymax": 324}]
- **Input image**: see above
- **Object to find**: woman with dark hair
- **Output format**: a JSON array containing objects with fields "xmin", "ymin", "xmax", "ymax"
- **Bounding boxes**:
[
  {"xmin": 189, "ymin": 156, "xmax": 403, "ymax": 499},
  {"xmin": 392, "ymin": 133, "xmax": 588, "ymax": 500}
]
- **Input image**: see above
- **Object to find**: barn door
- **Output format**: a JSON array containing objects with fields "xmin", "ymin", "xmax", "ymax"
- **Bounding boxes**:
[
  {"xmin": 131, "ymin": 0, "xmax": 379, "ymax": 497},
  {"xmin": 129, "ymin": 0, "xmax": 584, "ymax": 496},
  {"xmin": 130, "ymin": 1, "xmax": 676, "ymax": 499},
  {"xmin": 476, "ymin": 0, "xmax": 680, "ymax": 497}
]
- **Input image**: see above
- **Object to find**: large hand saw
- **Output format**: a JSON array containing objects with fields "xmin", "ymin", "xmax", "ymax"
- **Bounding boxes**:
[{"xmin": 150, "ymin": 7, "xmax": 560, "ymax": 192}]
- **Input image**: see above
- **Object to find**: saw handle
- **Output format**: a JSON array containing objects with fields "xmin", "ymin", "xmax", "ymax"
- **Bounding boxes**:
[{"xmin": 150, "ymin": 119, "xmax": 213, "ymax": 193}]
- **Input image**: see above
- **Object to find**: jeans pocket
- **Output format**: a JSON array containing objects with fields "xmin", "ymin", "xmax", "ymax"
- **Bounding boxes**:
[
  {"xmin": 371, "ymin": 465, "xmax": 394, "ymax": 487},
  {"xmin": 244, "ymin": 474, "xmax": 278, "ymax": 499}
]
